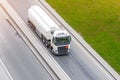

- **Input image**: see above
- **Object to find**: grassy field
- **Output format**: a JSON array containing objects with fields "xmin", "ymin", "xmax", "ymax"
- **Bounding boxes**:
[{"xmin": 46, "ymin": 0, "xmax": 120, "ymax": 74}]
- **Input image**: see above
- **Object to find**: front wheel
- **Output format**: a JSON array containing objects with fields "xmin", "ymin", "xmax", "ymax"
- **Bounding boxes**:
[{"xmin": 50, "ymin": 46, "xmax": 54, "ymax": 53}]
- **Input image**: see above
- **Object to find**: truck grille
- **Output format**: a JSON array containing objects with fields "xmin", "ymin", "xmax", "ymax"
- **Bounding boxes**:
[{"xmin": 58, "ymin": 46, "xmax": 68, "ymax": 53}]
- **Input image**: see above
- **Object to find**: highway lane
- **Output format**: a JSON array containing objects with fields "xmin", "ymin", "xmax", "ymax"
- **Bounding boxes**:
[
  {"xmin": 7, "ymin": 0, "xmax": 116, "ymax": 80},
  {"xmin": 0, "ymin": 7, "xmax": 53, "ymax": 80},
  {"xmin": 53, "ymin": 38, "xmax": 113, "ymax": 80}
]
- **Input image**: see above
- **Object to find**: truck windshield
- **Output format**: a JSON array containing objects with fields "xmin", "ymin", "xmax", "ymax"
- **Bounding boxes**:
[{"xmin": 54, "ymin": 36, "xmax": 71, "ymax": 45}]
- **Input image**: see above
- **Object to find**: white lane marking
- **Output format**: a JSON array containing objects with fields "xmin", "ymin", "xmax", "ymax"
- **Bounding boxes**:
[{"xmin": 0, "ymin": 58, "xmax": 14, "ymax": 80}]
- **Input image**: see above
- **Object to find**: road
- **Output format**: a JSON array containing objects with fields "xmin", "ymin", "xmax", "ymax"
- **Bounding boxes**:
[
  {"xmin": 5, "ymin": 0, "xmax": 118, "ymax": 80},
  {"xmin": 0, "ymin": 7, "xmax": 53, "ymax": 80}
]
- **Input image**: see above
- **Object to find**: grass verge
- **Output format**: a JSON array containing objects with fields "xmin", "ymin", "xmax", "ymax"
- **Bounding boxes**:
[{"xmin": 46, "ymin": 0, "xmax": 120, "ymax": 74}]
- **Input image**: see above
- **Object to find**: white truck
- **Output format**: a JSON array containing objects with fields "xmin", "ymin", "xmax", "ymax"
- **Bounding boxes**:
[{"xmin": 28, "ymin": 5, "xmax": 71, "ymax": 55}]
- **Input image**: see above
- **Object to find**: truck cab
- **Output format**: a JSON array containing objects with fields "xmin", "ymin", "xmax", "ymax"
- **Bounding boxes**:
[{"xmin": 51, "ymin": 30, "xmax": 71, "ymax": 55}]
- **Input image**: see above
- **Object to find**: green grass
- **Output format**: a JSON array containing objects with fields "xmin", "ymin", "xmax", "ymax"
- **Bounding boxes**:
[{"xmin": 46, "ymin": 0, "xmax": 120, "ymax": 74}]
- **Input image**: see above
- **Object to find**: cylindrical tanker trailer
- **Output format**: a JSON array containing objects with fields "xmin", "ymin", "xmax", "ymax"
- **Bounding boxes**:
[{"xmin": 28, "ymin": 5, "xmax": 71, "ymax": 55}]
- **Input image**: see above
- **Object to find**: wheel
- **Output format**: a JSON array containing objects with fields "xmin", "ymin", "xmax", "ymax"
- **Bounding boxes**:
[
  {"xmin": 42, "ymin": 37, "xmax": 45, "ymax": 43},
  {"xmin": 45, "ymin": 41, "xmax": 49, "ymax": 47},
  {"xmin": 39, "ymin": 34, "xmax": 42, "ymax": 39},
  {"xmin": 52, "ymin": 49, "xmax": 54, "ymax": 54},
  {"xmin": 32, "ymin": 26, "xmax": 36, "ymax": 31},
  {"xmin": 50, "ymin": 46, "xmax": 53, "ymax": 51},
  {"xmin": 28, "ymin": 20, "xmax": 32, "ymax": 27},
  {"xmin": 40, "ymin": 34, "xmax": 43, "ymax": 40}
]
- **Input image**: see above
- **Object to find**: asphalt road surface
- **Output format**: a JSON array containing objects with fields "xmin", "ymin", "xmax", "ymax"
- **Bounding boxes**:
[
  {"xmin": 0, "ymin": 8, "xmax": 53, "ymax": 80},
  {"xmin": 6, "ymin": 0, "xmax": 115, "ymax": 80}
]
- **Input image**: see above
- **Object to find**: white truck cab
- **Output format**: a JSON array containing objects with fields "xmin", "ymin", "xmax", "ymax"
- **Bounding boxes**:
[{"xmin": 51, "ymin": 30, "xmax": 71, "ymax": 54}]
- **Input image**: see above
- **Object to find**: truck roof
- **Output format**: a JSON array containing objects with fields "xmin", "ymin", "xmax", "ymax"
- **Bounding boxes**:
[{"xmin": 54, "ymin": 30, "xmax": 70, "ymax": 37}]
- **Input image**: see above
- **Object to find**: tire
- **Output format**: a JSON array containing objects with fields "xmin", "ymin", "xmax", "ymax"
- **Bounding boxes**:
[
  {"xmin": 40, "ymin": 34, "xmax": 43, "ymax": 40},
  {"xmin": 39, "ymin": 34, "xmax": 42, "ymax": 39},
  {"xmin": 50, "ymin": 46, "xmax": 53, "ymax": 52},
  {"xmin": 32, "ymin": 26, "xmax": 35, "ymax": 31},
  {"xmin": 52, "ymin": 49, "xmax": 54, "ymax": 54},
  {"xmin": 28, "ymin": 20, "xmax": 35, "ymax": 31},
  {"xmin": 45, "ymin": 40, "xmax": 49, "ymax": 47},
  {"xmin": 42, "ymin": 37, "xmax": 45, "ymax": 43}
]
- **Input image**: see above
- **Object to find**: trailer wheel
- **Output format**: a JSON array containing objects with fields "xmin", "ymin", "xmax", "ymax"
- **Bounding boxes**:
[
  {"xmin": 27, "ymin": 19, "xmax": 36, "ymax": 31},
  {"xmin": 39, "ymin": 34, "xmax": 43, "ymax": 39},
  {"xmin": 42, "ymin": 37, "xmax": 46, "ymax": 43},
  {"xmin": 45, "ymin": 41, "xmax": 49, "ymax": 48},
  {"xmin": 32, "ymin": 26, "xmax": 36, "ymax": 31},
  {"xmin": 28, "ymin": 20, "xmax": 33, "ymax": 28},
  {"xmin": 45, "ymin": 40, "xmax": 47, "ymax": 46}
]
